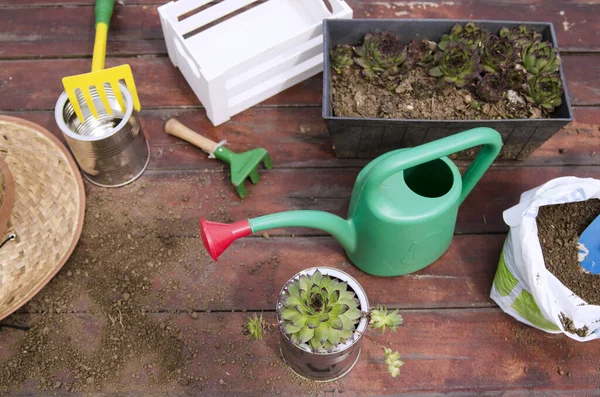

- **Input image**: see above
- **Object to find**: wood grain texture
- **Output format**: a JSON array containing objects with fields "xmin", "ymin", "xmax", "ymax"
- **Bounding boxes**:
[
  {"xmin": 19, "ymin": 234, "xmax": 503, "ymax": 313},
  {"xmin": 2, "ymin": 310, "xmax": 599, "ymax": 395},
  {"xmin": 1, "ymin": 1, "xmax": 599, "ymax": 395},
  {"xmin": 4, "ymin": 107, "xmax": 600, "ymax": 168},
  {"xmin": 0, "ymin": 56, "xmax": 596, "ymax": 111},
  {"xmin": 2, "ymin": 0, "xmax": 599, "ymax": 58},
  {"xmin": 11, "ymin": 164, "xmax": 592, "ymax": 238}
]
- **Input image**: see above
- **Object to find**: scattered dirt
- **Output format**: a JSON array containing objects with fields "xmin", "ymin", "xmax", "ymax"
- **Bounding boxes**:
[
  {"xmin": 332, "ymin": 65, "xmax": 534, "ymax": 121},
  {"xmin": 0, "ymin": 174, "xmax": 333, "ymax": 395},
  {"xmin": 536, "ymin": 199, "xmax": 600, "ymax": 309},
  {"xmin": 0, "ymin": 179, "xmax": 206, "ymax": 392}
]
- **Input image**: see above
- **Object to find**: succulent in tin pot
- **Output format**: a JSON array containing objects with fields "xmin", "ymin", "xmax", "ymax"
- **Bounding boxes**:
[
  {"xmin": 525, "ymin": 72, "xmax": 564, "ymax": 111},
  {"xmin": 243, "ymin": 267, "xmax": 404, "ymax": 381},
  {"xmin": 330, "ymin": 44, "xmax": 354, "ymax": 75},
  {"xmin": 521, "ymin": 41, "xmax": 560, "ymax": 75},
  {"xmin": 354, "ymin": 31, "xmax": 407, "ymax": 77},
  {"xmin": 429, "ymin": 42, "xmax": 481, "ymax": 87},
  {"xmin": 438, "ymin": 22, "xmax": 490, "ymax": 52}
]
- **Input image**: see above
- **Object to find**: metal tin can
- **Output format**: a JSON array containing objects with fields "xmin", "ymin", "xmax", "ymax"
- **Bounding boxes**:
[
  {"xmin": 276, "ymin": 267, "xmax": 369, "ymax": 382},
  {"xmin": 54, "ymin": 83, "xmax": 149, "ymax": 187}
]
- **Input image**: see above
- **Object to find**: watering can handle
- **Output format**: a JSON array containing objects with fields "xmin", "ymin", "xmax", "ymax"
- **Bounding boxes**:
[{"xmin": 365, "ymin": 127, "xmax": 502, "ymax": 204}]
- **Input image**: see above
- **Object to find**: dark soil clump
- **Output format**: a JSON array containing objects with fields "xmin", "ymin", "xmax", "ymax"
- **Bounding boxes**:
[{"xmin": 536, "ymin": 199, "xmax": 600, "ymax": 307}]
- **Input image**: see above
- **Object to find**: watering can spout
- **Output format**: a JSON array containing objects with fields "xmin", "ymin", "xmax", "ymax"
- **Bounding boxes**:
[{"xmin": 200, "ymin": 211, "xmax": 356, "ymax": 261}]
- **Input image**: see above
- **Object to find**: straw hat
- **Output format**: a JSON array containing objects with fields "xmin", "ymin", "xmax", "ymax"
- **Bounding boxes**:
[{"xmin": 0, "ymin": 116, "xmax": 85, "ymax": 321}]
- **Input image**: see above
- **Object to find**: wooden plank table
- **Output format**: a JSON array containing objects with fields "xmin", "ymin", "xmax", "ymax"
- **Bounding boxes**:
[{"xmin": 1, "ymin": 0, "xmax": 600, "ymax": 395}]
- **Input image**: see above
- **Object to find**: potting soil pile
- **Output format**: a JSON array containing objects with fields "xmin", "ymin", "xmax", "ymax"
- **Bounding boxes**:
[{"xmin": 491, "ymin": 177, "xmax": 600, "ymax": 341}]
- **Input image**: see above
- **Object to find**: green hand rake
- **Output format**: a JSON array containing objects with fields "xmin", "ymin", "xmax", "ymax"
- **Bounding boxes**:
[{"xmin": 165, "ymin": 119, "xmax": 272, "ymax": 199}]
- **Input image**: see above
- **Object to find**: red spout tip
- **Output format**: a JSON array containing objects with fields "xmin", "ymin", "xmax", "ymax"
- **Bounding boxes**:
[{"xmin": 200, "ymin": 218, "xmax": 252, "ymax": 261}]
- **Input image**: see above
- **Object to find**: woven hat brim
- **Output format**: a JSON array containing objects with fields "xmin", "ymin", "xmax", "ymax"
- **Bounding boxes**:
[
  {"xmin": 0, "ymin": 115, "xmax": 85, "ymax": 321},
  {"xmin": 0, "ymin": 158, "xmax": 15, "ymax": 238}
]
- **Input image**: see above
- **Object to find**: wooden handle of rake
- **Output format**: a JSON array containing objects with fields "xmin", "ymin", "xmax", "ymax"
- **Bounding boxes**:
[{"xmin": 165, "ymin": 119, "xmax": 218, "ymax": 154}]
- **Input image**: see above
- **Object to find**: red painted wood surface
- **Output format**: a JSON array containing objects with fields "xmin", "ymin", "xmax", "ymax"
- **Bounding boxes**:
[{"xmin": 1, "ymin": 0, "xmax": 600, "ymax": 395}]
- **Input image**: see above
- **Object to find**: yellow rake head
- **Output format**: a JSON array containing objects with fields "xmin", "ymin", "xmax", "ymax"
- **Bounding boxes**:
[{"xmin": 62, "ymin": 64, "xmax": 141, "ymax": 122}]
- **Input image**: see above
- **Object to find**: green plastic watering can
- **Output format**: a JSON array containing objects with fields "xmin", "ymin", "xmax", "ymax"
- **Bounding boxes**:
[{"xmin": 201, "ymin": 127, "xmax": 502, "ymax": 276}]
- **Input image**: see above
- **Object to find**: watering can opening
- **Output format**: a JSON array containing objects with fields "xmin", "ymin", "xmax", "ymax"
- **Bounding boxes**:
[{"xmin": 402, "ymin": 159, "xmax": 455, "ymax": 199}]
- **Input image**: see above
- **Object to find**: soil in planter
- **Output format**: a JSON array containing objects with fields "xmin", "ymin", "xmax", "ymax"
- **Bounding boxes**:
[
  {"xmin": 536, "ymin": 199, "xmax": 600, "ymax": 309},
  {"xmin": 332, "ymin": 66, "xmax": 538, "ymax": 121}
]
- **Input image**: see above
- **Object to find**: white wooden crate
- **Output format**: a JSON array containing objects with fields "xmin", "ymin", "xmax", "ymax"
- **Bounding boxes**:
[{"xmin": 158, "ymin": 0, "xmax": 353, "ymax": 126}]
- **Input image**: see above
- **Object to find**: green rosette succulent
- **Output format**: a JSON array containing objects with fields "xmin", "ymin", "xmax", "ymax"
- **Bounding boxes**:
[
  {"xmin": 525, "ymin": 73, "xmax": 563, "ymax": 111},
  {"xmin": 406, "ymin": 39, "xmax": 437, "ymax": 67},
  {"xmin": 429, "ymin": 42, "xmax": 481, "ymax": 87},
  {"xmin": 499, "ymin": 25, "xmax": 542, "ymax": 48},
  {"xmin": 330, "ymin": 44, "xmax": 354, "ymax": 74},
  {"xmin": 278, "ymin": 270, "xmax": 363, "ymax": 352},
  {"xmin": 369, "ymin": 306, "xmax": 403, "ymax": 333},
  {"xmin": 242, "ymin": 314, "xmax": 265, "ymax": 341},
  {"xmin": 481, "ymin": 35, "xmax": 516, "ymax": 73},
  {"xmin": 438, "ymin": 22, "xmax": 490, "ymax": 52},
  {"xmin": 521, "ymin": 41, "xmax": 560, "ymax": 75},
  {"xmin": 384, "ymin": 348, "xmax": 404, "ymax": 378},
  {"xmin": 354, "ymin": 31, "xmax": 407, "ymax": 76},
  {"xmin": 504, "ymin": 66, "xmax": 527, "ymax": 91},
  {"xmin": 477, "ymin": 73, "xmax": 505, "ymax": 102}
]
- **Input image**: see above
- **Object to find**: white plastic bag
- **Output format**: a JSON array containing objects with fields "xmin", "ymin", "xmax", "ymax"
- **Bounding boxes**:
[{"xmin": 491, "ymin": 176, "xmax": 600, "ymax": 341}]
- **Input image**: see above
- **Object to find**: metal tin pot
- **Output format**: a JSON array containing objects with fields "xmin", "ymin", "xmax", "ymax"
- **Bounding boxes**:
[
  {"xmin": 54, "ymin": 83, "xmax": 150, "ymax": 187},
  {"xmin": 276, "ymin": 267, "xmax": 369, "ymax": 382}
]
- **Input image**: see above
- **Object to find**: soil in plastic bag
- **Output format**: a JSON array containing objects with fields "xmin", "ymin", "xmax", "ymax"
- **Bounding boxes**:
[{"xmin": 536, "ymin": 199, "xmax": 600, "ymax": 307}]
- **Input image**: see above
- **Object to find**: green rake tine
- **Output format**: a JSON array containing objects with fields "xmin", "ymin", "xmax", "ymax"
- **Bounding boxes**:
[
  {"xmin": 249, "ymin": 168, "xmax": 260, "ymax": 184},
  {"xmin": 235, "ymin": 183, "xmax": 248, "ymax": 199},
  {"xmin": 262, "ymin": 154, "xmax": 273, "ymax": 169}
]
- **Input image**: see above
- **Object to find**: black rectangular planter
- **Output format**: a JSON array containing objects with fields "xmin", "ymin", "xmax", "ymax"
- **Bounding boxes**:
[{"xmin": 322, "ymin": 19, "xmax": 574, "ymax": 160}]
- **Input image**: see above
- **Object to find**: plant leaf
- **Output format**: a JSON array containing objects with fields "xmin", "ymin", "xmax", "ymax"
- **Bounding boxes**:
[
  {"xmin": 281, "ymin": 308, "xmax": 300, "ymax": 321},
  {"xmin": 287, "ymin": 282, "xmax": 300, "ymax": 298},
  {"xmin": 306, "ymin": 317, "xmax": 320, "ymax": 329},
  {"xmin": 330, "ymin": 316, "xmax": 344, "ymax": 330},
  {"xmin": 331, "ymin": 304, "xmax": 349, "ymax": 316},
  {"xmin": 284, "ymin": 322, "xmax": 302, "ymax": 334},
  {"xmin": 429, "ymin": 66, "xmax": 443, "ymax": 77},
  {"xmin": 297, "ymin": 326, "xmax": 315, "ymax": 344},
  {"xmin": 314, "ymin": 323, "xmax": 331, "ymax": 343},
  {"xmin": 328, "ymin": 328, "xmax": 342, "ymax": 345}
]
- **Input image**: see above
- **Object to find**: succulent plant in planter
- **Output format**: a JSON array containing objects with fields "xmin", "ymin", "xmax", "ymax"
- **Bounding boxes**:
[
  {"xmin": 429, "ymin": 42, "xmax": 480, "ymax": 87},
  {"xmin": 481, "ymin": 35, "xmax": 516, "ymax": 73},
  {"xmin": 525, "ymin": 72, "xmax": 564, "ymax": 111},
  {"xmin": 330, "ymin": 44, "xmax": 354, "ymax": 75},
  {"xmin": 477, "ymin": 73, "xmax": 505, "ymax": 102},
  {"xmin": 438, "ymin": 22, "xmax": 490, "ymax": 52},
  {"xmin": 243, "ymin": 268, "xmax": 404, "ymax": 381},
  {"xmin": 499, "ymin": 25, "xmax": 542, "ymax": 48},
  {"xmin": 406, "ymin": 39, "xmax": 437, "ymax": 67},
  {"xmin": 354, "ymin": 31, "xmax": 407, "ymax": 77},
  {"xmin": 521, "ymin": 41, "xmax": 561, "ymax": 75}
]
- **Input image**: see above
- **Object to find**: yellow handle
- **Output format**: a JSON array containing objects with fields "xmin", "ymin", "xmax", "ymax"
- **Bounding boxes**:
[
  {"xmin": 91, "ymin": 22, "xmax": 108, "ymax": 72},
  {"xmin": 165, "ymin": 119, "xmax": 219, "ymax": 154}
]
